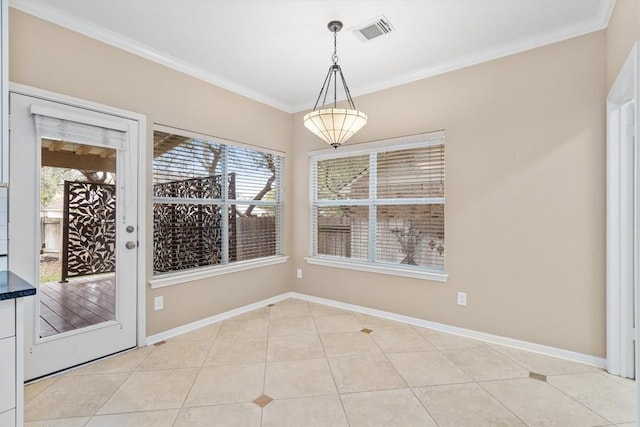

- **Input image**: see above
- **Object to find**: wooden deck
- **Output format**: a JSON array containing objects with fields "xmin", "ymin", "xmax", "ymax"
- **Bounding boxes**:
[{"xmin": 39, "ymin": 275, "xmax": 115, "ymax": 338}]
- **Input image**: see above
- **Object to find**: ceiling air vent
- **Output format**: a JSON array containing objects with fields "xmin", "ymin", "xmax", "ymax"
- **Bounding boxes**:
[{"xmin": 353, "ymin": 16, "xmax": 394, "ymax": 42}]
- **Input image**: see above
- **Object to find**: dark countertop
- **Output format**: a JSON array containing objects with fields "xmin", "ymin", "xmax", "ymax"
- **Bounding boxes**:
[{"xmin": 0, "ymin": 271, "xmax": 37, "ymax": 300}]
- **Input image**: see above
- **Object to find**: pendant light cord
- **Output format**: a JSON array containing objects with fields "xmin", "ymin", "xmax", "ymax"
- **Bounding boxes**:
[
  {"xmin": 333, "ymin": 29, "xmax": 338, "ymax": 107},
  {"xmin": 332, "ymin": 30, "xmax": 338, "ymax": 65},
  {"xmin": 310, "ymin": 21, "xmax": 358, "ymax": 112},
  {"xmin": 303, "ymin": 20, "xmax": 368, "ymax": 148}
]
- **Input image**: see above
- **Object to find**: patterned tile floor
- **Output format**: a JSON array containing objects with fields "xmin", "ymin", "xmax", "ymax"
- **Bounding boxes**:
[{"xmin": 24, "ymin": 298, "xmax": 636, "ymax": 426}]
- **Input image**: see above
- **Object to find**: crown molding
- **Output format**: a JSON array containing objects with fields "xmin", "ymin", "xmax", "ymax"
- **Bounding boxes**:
[
  {"xmin": 292, "ymin": 0, "xmax": 616, "ymax": 112},
  {"xmin": 598, "ymin": 0, "xmax": 617, "ymax": 28},
  {"xmin": 9, "ymin": 0, "xmax": 295, "ymax": 113},
  {"xmin": 11, "ymin": 0, "xmax": 615, "ymax": 115}
]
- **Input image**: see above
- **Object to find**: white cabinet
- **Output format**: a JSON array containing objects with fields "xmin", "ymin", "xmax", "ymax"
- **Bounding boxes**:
[
  {"xmin": 0, "ymin": 298, "xmax": 14, "ymax": 338},
  {"xmin": 0, "ymin": 299, "xmax": 20, "ymax": 427},
  {"xmin": 0, "ymin": 409, "xmax": 15, "ymax": 427},
  {"xmin": 0, "ymin": 299, "xmax": 16, "ymax": 423},
  {"xmin": 0, "ymin": 336, "xmax": 15, "ymax": 414}
]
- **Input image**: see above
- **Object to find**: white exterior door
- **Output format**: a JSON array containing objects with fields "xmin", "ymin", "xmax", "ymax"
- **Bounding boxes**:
[{"xmin": 9, "ymin": 92, "xmax": 139, "ymax": 380}]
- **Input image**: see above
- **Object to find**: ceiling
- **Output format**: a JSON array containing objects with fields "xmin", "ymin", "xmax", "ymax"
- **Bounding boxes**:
[{"xmin": 11, "ymin": 0, "xmax": 614, "ymax": 113}]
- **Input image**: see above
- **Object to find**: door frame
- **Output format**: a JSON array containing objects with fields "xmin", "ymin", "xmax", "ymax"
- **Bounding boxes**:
[
  {"xmin": 607, "ymin": 44, "xmax": 639, "ymax": 424},
  {"xmin": 9, "ymin": 82, "xmax": 147, "ymax": 351}
]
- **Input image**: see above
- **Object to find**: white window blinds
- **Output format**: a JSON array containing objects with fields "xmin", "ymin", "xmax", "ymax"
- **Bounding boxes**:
[
  {"xmin": 31, "ymin": 104, "xmax": 127, "ymax": 150},
  {"xmin": 311, "ymin": 132, "xmax": 445, "ymax": 273},
  {"xmin": 153, "ymin": 129, "xmax": 283, "ymax": 276}
]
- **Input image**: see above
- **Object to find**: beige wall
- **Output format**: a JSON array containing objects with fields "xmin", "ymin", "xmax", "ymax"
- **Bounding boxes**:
[
  {"xmin": 606, "ymin": 0, "xmax": 640, "ymax": 89},
  {"xmin": 293, "ymin": 31, "xmax": 607, "ymax": 357},
  {"xmin": 8, "ymin": 7, "xmax": 613, "ymax": 356},
  {"xmin": 9, "ymin": 9, "xmax": 293, "ymax": 336}
]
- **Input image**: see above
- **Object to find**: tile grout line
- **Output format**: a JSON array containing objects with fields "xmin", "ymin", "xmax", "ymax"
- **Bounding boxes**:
[
  {"xmin": 84, "ymin": 364, "xmax": 141, "ymax": 424},
  {"xmin": 484, "ymin": 345, "xmax": 542, "ymax": 376},
  {"xmin": 364, "ymin": 318, "xmax": 414, "ymax": 390},
  {"xmin": 475, "ymin": 380, "xmax": 531, "ymax": 426},
  {"xmin": 309, "ymin": 302, "xmax": 353, "ymax": 427},
  {"xmin": 543, "ymin": 375, "xmax": 620, "ymax": 426},
  {"xmin": 24, "ymin": 298, "xmax": 633, "ymax": 426},
  {"xmin": 381, "ymin": 329, "xmax": 450, "ymax": 427},
  {"xmin": 169, "ymin": 321, "xmax": 223, "ymax": 427},
  {"xmin": 85, "ymin": 345, "xmax": 160, "ymax": 423},
  {"xmin": 487, "ymin": 344, "xmax": 603, "ymax": 377},
  {"xmin": 374, "ymin": 320, "xmax": 529, "ymax": 426},
  {"xmin": 479, "ymin": 346, "xmax": 624, "ymax": 425},
  {"xmin": 23, "ymin": 374, "xmax": 62, "ymax": 405},
  {"xmin": 435, "ymin": 342, "xmax": 532, "ymax": 384},
  {"xmin": 260, "ymin": 304, "xmax": 273, "ymax": 427},
  {"xmin": 343, "ymin": 311, "xmax": 441, "ymax": 426}
]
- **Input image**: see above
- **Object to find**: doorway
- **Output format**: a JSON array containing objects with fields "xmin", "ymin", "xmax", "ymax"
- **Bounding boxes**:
[
  {"xmin": 606, "ymin": 43, "xmax": 639, "ymax": 418},
  {"xmin": 9, "ymin": 88, "xmax": 144, "ymax": 381}
]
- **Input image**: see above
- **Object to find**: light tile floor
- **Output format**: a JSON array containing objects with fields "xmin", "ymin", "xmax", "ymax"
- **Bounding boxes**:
[{"xmin": 24, "ymin": 298, "xmax": 636, "ymax": 427}]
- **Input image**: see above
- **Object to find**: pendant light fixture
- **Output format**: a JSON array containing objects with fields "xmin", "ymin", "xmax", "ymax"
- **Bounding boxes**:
[{"xmin": 303, "ymin": 20, "xmax": 368, "ymax": 148}]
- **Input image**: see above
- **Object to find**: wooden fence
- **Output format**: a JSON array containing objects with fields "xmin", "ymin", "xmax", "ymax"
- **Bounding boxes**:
[{"xmin": 234, "ymin": 216, "xmax": 276, "ymax": 261}]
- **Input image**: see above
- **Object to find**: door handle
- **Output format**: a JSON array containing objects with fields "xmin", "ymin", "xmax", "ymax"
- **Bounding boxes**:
[{"xmin": 125, "ymin": 241, "xmax": 137, "ymax": 249}]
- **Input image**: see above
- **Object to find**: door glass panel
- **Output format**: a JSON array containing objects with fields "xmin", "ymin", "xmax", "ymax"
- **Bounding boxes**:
[{"xmin": 39, "ymin": 138, "xmax": 117, "ymax": 338}]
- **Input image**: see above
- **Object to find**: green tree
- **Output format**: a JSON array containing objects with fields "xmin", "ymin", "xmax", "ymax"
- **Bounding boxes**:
[
  {"xmin": 40, "ymin": 167, "xmax": 67, "ymax": 208},
  {"xmin": 40, "ymin": 167, "xmax": 91, "ymax": 208}
]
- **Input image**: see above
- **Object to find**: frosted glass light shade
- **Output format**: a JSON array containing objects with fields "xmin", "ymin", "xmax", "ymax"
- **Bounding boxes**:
[{"xmin": 303, "ymin": 108, "xmax": 368, "ymax": 148}]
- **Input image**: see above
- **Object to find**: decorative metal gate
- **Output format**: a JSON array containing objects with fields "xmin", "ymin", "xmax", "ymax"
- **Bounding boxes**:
[
  {"xmin": 61, "ymin": 181, "xmax": 116, "ymax": 282},
  {"xmin": 153, "ymin": 175, "xmax": 236, "ymax": 273}
]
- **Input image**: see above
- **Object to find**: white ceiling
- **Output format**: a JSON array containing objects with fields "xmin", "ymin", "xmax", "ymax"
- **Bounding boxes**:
[{"xmin": 11, "ymin": 0, "xmax": 614, "ymax": 113}]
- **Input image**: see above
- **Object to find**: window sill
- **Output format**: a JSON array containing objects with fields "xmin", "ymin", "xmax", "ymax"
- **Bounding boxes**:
[
  {"xmin": 305, "ymin": 256, "xmax": 448, "ymax": 282},
  {"xmin": 149, "ymin": 255, "xmax": 290, "ymax": 289}
]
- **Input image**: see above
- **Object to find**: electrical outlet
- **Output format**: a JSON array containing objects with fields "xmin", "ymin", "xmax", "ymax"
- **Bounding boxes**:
[
  {"xmin": 154, "ymin": 296, "xmax": 164, "ymax": 311},
  {"xmin": 456, "ymin": 292, "xmax": 467, "ymax": 306},
  {"xmin": 296, "ymin": 268, "xmax": 302, "ymax": 279}
]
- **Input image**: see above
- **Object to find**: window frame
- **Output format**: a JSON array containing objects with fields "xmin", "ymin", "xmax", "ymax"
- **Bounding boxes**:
[
  {"xmin": 306, "ymin": 131, "xmax": 447, "ymax": 282},
  {"xmin": 149, "ymin": 124, "xmax": 287, "ymax": 289}
]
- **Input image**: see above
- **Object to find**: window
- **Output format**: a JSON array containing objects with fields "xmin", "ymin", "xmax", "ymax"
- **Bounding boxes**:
[
  {"xmin": 152, "ymin": 126, "xmax": 283, "ymax": 279},
  {"xmin": 309, "ymin": 131, "xmax": 445, "ymax": 280}
]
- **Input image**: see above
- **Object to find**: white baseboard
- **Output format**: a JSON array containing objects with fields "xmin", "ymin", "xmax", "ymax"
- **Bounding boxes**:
[
  {"xmin": 145, "ymin": 292, "xmax": 296, "ymax": 345},
  {"xmin": 290, "ymin": 292, "xmax": 606, "ymax": 368},
  {"xmin": 145, "ymin": 291, "xmax": 606, "ymax": 369}
]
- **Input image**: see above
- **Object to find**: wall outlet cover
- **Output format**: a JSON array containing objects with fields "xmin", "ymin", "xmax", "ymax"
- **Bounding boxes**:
[{"xmin": 457, "ymin": 292, "xmax": 467, "ymax": 306}]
